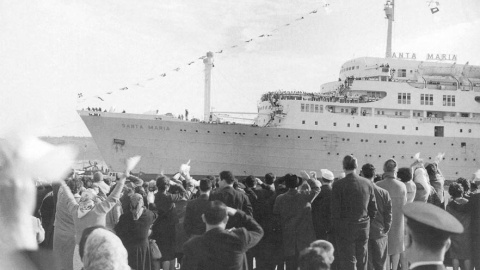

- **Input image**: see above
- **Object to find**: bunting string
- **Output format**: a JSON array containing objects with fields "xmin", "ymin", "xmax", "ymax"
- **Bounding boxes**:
[{"xmin": 77, "ymin": 3, "xmax": 332, "ymax": 104}]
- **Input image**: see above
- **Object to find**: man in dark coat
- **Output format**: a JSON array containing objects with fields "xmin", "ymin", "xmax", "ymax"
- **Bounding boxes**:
[
  {"xmin": 331, "ymin": 155, "xmax": 377, "ymax": 270},
  {"xmin": 273, "ymin": 172, "xmax": 321, "ymax": 270},
  {"xmin": 210, "ymin": 171, "xmax": 253, "ymax": 229},
  {"xmin": 311, "ymin": 169, "xmax": 334, "ymax": 241},
  {"xmin": 181, "ymin": 201, "xmax": 263, "ymax": 270},
  {"xmin": 403, "ymin": 202, "xmax": 463, "ymax": 270},
  {"xmin": 362, "ymin": 163, "xmax": 392, "ymax": 270},
  {"xmin": 184, "ymin": 179, "xmax": 212, "ymax": 237},
  {"xmin": 468, "ymin": 191, "xmax": 480, "ymax": 269}
]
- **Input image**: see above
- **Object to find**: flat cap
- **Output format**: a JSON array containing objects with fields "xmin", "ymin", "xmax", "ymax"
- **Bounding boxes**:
[
  {"xmin": 320, "ymin": 169, "xmax": 334, "ymax": 181},
  {"xmin": 403, "ymin": 202, "xmax": 463, "ymax": 234}
]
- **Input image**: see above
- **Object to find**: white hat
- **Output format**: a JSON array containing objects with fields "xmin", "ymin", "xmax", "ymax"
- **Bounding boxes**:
[{"xmin": 320, "ymin": 169, "xmax": 334, "ymax": 181}]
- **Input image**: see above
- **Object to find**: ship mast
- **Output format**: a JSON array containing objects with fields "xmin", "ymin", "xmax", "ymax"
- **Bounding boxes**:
[
  {"xmin": 203, "ymin": 52, "xmax": 214, "ymax": 121},
  {"xmin": 384, "ymin": 0, "xmax": 394, "ymax": 58}
]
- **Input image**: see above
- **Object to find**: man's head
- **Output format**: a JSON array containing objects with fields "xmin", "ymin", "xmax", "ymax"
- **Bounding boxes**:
[
  {"xmin": 403, "ymin": 202, "xmax": 463, "ymax": 262},
  {"xmin": 202, "ymin": 200, "xmax": 228, "ymax": 227},
  {"xmin": 320, "ymin": 169, "xmax": 334, "ymax": 184},
  {"xmin": 310, "ymin": 240, "xmax": 334, "ymax": 264},
  {"xmin": 245, "ymin": 175, "xmax": 256, "ymax": 188},
  {"xmin": 448, "ymin": 182, "xmax": 464, "ymax": 199},
  {"xmin": 265, "ymin": 173, "xmax": 275, "ymax": 185},
  {"xmin": 219, "ymin": 171, "xmax": 235, "ymax": 186},
  {"xmin": 199, "ymin": 179, "xmax": 212, "ymax": 193},
  {"xmin": 284, "ymin": 173, "xmax": 300, "ymax": 189},
  {"xmin": 383, "ymin": 159, "xmax": 397, "ymax": 173},
  {"xmin": 397, "ymin": 167, "xmax": 413, "ymax": 183},
  {"xmin": 93, "ymin": 172, "xmax": 103, "ymax": 183},
  {"xmin": 342, "ymin": 155, "xmax": 357, "ymax": 171},
  {"xmin": 156, "ymin": 175, "xmax": 170, "ymax": 191},
  {"xmin": 299, "ymin": 247, "xmax": 331, "ymax": 270},
  {"xmin": 361, "ymin": 163, "xmax": 376, "ymax": 180}
]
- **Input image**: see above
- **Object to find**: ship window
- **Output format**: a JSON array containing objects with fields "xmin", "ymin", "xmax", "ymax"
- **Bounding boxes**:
[
  {"xmin": 301, "ymin": 103, "xmax": 305, "ymax": 112},
  {"xmin": 395, "ymin": 112, "xmax": 398, "ymax": 116},
  {"xmin": 320, "ymin": 105, "xmax": 324, "ymax": 113},
  {"xmin": 357, "ymin": 124, "xmax": 360, "ymax": 128},
  {"xmin": 381, "ymin": 111, "xmax": 384, "ymax": 115},
  {"xmin": 375, "ymin": 125, "xmax": 378, "ymax": 129},
  {"xmin": 416, "ymin": 127, "xmax": 419, "ymax": 130},
  {"xmin": 302, "ymin": 120, "xmax": 305, "ymax": 124},
  {"xmin": 398, "ymin": 69, "xmax": 407, "ymax": 77},
  {"xmin": 310, "ymin": 104, "xmax": 315, "ymax": 112},
  {"xmin": 421, "ymin": 94, "xmax": 434, "ymax": 105},
  {"xmin": 402, "ymin": 126, "xmax": 405, "ymax": 130},
  {"xmin": 384, "ymin": 125, "xmax": 387, "ymax": 129},
  {"xmin": 333, "ymin": 122, "xmax": 336, "ymax": 126},
  {"xmin": 347, "ymin": 123, "xmax": 350, "ymax": 127},
  {"xmin": 341, "ymin": 109, "xmax": 344, "ymax": 113},
  {"xmin": 315, "ymin": 105, "xmax": 319, "ymax": 113},
  {"xmin": 315, "ymin": 121, "xmax": 318, "ymax": 125},
  {"xmin": 434, "ymin": 126, "xmax": 444, "ymax": 137},
  {"xmin": 443, "ymin": 95, "xmax": 455, "ymax": 106},
  {"xmin": 460, "ymin": 129, "xmax": 462, "ymax": 133},
  {"xmin": 305, "ymin": 104, "xmax": 310, "ymax": 112},
  {"xmin": 398, "ymin": 93, "xmax": 411, "ymax": 104},
  {"xmin": 469, "ymin": 129, "xmax": 472, "ymax": 133}
]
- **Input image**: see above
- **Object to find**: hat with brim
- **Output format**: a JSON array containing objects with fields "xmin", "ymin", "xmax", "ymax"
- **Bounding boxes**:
[
  {"xmin": 403, "ymin": 202, "xmax": 463, "ymax": 234},
  {"xmin": 320, "ymin": 169, "xmax": 334, "ymax": 181}
]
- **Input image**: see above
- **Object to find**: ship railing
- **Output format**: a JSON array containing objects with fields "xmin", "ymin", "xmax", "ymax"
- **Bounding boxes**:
[{"xmin": 444, "ymin": 116, "xmax": 480, "ymax": 124}]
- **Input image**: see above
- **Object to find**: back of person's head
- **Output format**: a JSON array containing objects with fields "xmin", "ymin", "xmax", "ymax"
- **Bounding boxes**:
[
  {"xmin": 134, "ymin": 186, "xmax": 146, "ymax": 197},
  {"xmin": 425, "ymin": 163, "xmax": 438, "ymax": 177},
  {"xmin": 265, "ymin": 173, "xmax": 275, "ymax": 185},
  {"xmin": 406, "ymin": 217, "xmax": 451, "ymax": 253},
  {"xmin": 79, "ymin": 226, "xmax": 105, "ymax": 259},
  {"xmin": 203, "ymin": 200, "xmax": 228, "ymax": 225},
  {"xmin": 93, "ymin": 172, "xmax": 103, "ymax": 183},
  {"xmin": 245, "ymin": 175, "xmax": 256, "ymax": 188},
  {"xmin": 199, "ymin": 179, "xmax": 212, "ymax": 192},
  {"xmin": 456, "ymin": 177, "xmax": 470, "ymax": 193},
  {"xmin": 397, "ymin": 167, "xmax": 413, "ymax": 183},
  {"xmin": 219, "ymin": 171, "xmax": 234, "ymax": 184},
  {"xmin": 383, "ymin": 159, "xmax": 397, "ymax": 173},
  {"xmin": 342, "ymin": 155, "xmax": 357, "ymax": 171},
  {"xmin": 68, "ymin": 178, "xmax": 84, "ymax": 194},
  {"xmin": 310, "ymin": 240, "xmax": 335, "ymax": 264},
  {"xmin": 299, "ymin": 247, "xmax": 331, "ymax": 270},
  {"xmin": 448, "ymin": 182, "xmax": 464, "ymax": 199},
  {"xmin": 361, "ymin": 163, "xmax": 376, "ymax": 179},
  {"xmin": 284, "ymin": 173, "xmax": 299, "ymax": 189},
  {"xmin": 81, "ymin": 227, "xmax": 129, "ymax": 270},
  {"xmin": 156, "ymin": 175, "xmax": 170, "ymax": 191}
]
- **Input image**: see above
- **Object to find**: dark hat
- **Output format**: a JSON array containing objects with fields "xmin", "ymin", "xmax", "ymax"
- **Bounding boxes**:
[{"xmin": 403, "ymin": 202, "xmax": 463, "ymax": 234}]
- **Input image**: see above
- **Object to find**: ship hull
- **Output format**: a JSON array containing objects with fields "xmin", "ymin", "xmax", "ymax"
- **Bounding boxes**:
[{"xmin": 79, "ymin": 111, "xmax": 480, "ymax": 180}]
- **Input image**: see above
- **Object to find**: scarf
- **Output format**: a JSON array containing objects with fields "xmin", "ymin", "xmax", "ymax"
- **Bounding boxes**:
[
  {"xmin": 78, "ymin": 189, "xmax": 97, "ymax": 218},
  {"xmin": 130, "ymin": 194, "xmax": 144, "ymax": 220}
]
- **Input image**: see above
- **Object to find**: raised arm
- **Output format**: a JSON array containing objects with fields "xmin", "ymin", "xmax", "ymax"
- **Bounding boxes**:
[
  {"xmin": 60, "ymin": 182, "xmax": 79, "ymax": 214},
  {"xmin": 96, "ymin": 174, "xmax": 126, "ymax": 214},
  {"xmin": 228, "ymin": 208, "xmax": 264, "ymax": 251}
]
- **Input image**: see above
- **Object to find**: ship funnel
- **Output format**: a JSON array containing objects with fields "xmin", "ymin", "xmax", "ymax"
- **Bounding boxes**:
[
  {"xmin": 203, "ymin": 52, "xmax": 214, "ymax": 122},
  {"xmin": 384, "ymin": 0, "xmax": 394, "ymax": 58}
]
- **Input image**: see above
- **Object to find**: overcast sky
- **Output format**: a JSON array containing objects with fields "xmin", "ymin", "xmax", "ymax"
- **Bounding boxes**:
[{"xmin": 1, "ymin": 0, "xmax": 479, "ymax": 137}]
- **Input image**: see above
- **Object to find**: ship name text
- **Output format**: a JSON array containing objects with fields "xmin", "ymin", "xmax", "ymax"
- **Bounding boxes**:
[
  {"xmin": 391, "ymin": 52, "xmax": 457, "ymax": 61},
  {"xmin": 122, "ymin": 123, "xmax": 170, "ymax": 131}
]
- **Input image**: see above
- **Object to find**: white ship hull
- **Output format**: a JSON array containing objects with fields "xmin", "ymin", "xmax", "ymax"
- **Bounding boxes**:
[{"xmin": 79, "ymin": 110, "xmax": 480, "ymax": 180}]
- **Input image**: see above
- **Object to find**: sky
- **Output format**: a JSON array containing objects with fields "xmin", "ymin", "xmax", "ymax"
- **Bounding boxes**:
[{"xmin": 0, "ymin": 0, "xmax": 479, "ymax": 137}]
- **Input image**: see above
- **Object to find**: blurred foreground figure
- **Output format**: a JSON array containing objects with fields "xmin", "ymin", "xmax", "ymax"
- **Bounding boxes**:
[
  {"xmin": 403, "ymin": 202, "xmax": 463, "ymax": 270},
  {"xmin": 0, "ymin": 134, "xmax": 76, "ymax": 270}
]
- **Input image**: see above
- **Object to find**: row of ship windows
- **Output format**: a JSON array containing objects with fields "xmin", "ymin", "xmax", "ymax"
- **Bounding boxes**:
[
  {"xmin": 301, "ymin": 104, "xmax": 323, "ymax": 113},
  {"xmin": 398, "ymin": 93, "xmax": 456, "ymax": 106}
]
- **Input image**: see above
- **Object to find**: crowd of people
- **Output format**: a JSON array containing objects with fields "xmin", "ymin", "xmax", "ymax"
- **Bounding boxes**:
[{"xmin": 2, "ymin": 143, "xmax": 480, "ymax": 270}]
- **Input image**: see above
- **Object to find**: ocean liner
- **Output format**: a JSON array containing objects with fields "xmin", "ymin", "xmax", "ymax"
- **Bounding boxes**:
[{"xmin": 79, "ymin": 0, "xmax": 480, "ymax": 180}]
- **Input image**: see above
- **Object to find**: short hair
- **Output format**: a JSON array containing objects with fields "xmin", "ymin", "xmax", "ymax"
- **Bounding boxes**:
[
  {"xmin": 67, "ymin": 178, "xmax": 84, "ymax": 194},
  {"xmin": 397, "ymin": 167, "xmax": 413, "ymax": 183},
  {"xmin": 285, "ymin": 174, "xmax": 299, "ymax": 189},
  {"xmin": 299, "ymin": 247, "xmax": 331, "ymax": 270},
  {"xmin": 448, "ymin": 182, "xmax": 464, "ymax": 199},
  {"xmin": 456, "ymin": 178, "xmax": 470, "ymax": 193},
  {"xmin": 219, "ymin": 171, "xmax": 235, "ymax": 184},
  {"xmin": 407, "ymin": 217, "xmax": 451, "ymax": 252},
  {"xmin": 342, "ymin": 155, "xmax": 357, "ymax": 170},
  {"xmin": 361, "ymin": 163, "xmax": 376, "ymax": 179},
  {"xmin": 310, "ymin": 240, "xmax": 335, "ymax": 264},
  {"xmin": 383, "ymin": 159, "xmax": 397, "ymax": 173},
  {"xmin": 199, "ymin": 179, "xmax": 212, "ymax": 192},
  {"xmin": 156, "ymin": 175, "xmax": 170, "ymax": 191},
  {"xmin": 93, "ymin": 172, "xmax": 103, "ymax": 183},
  {"xmin": 245, "ymin": 175, "xmax": 256, "ymax": 188},
  {"xmin": 79, "ymin": 226, "xmax": 105, "ymax": 259},
  {"xmin": 204, "ymin": 200, "xmax": 227, "ymax": 225},
  {"xmin": 265, "ymin": 173, "xmax": 275, "ymax": 185}
]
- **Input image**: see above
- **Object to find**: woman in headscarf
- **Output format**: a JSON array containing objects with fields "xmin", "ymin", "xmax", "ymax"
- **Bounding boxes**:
[
  {"xmin": 116, "ymin": 193, "xmax": 157, "ymax": 270},
  {"xmin": 81, "ymin": 227, "xmax": 130, "ymax": 270},
  {"xmin": 60, "ymin": 173, "xmax": 127, "ymax": 270}
]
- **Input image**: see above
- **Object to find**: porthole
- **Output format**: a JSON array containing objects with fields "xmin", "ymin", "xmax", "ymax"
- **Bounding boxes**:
[{"xmin": 310, "ymin": 137, "xmax": 313, "ymax": 139}]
